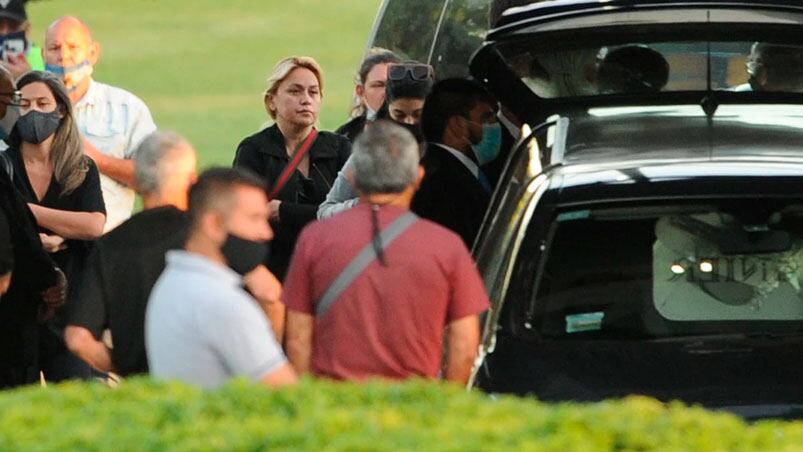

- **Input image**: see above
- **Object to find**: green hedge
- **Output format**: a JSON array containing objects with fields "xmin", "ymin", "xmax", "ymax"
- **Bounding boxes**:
[{"xmin": 0, "ymin": 377, "xmax": 801, "ymax": 451}]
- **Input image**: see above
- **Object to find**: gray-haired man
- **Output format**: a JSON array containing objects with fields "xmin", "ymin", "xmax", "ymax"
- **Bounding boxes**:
[
  {"xmin": 64, "ymin": 131, "xmax": 197, "ymax": 376},
  {"xmin": 284, "ymin": 121, "xmax": 489, "ymax": 383}
]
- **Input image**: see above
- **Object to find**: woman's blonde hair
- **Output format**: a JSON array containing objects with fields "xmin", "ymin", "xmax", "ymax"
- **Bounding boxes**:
[
  {"xmin": 264, "ymin": 56, "xmax": 324, "ymax": 119},
  {"xmin": 15, "ymin": 71, "xmax": 88, "ymax": 196}
]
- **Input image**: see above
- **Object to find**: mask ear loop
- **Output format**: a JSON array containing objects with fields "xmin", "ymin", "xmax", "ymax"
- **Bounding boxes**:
[{"xmin": 370, "ymin": 204, "xmax": 387, "ymax": 267}]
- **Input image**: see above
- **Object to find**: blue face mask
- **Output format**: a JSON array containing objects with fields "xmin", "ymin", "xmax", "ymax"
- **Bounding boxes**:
[
  {"xmin": 45, "ymin": 60, "xmax": 94, "ymax": 92},
  {"xmin": 472, "ymin": 122, "xmax": 503, "ymax": 165}
]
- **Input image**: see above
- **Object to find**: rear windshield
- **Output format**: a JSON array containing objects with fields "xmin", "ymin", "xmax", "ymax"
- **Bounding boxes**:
[
  {"xmin": 498, "ymin": 40, "xmax": 803, "ymax": 98},
  {"xmin": 529, "ymin": 200, "xmax": 803, "ymax": 339}
]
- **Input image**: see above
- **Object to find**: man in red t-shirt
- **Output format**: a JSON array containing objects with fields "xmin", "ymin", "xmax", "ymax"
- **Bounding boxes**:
[{"xmin": 284, "ymin": 121, "xmax": 489, "ymax": 384}]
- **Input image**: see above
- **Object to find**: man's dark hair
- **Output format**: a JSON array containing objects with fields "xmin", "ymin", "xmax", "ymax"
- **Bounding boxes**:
[
  {"xmin": 421, "ymin": 78, "xmax": 496, "ymax": 143},
  {"xmin": 489, "ymin": 0, "xmax": 535, "ymax": 28},
  {"xmin": 187, "ymin": 167, "xmax": 266, "ymax": 228}
]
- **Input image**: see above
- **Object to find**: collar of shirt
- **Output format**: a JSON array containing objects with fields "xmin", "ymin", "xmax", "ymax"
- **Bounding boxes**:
[
  {"xmin": 434, "ymin": 143, "xmax": 479, "ymax": 178},
  {"xmin": 75, "ymin": 78, "xmax": 101, "ymax": 108},
  {"xmin": 164, "ymin": 250, "xmax": 243, "ymax": 288}
]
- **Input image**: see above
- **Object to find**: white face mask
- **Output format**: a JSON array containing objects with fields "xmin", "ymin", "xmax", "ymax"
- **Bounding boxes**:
[{"xmin": 366, "ymin": 107, "xmax": 378, "ymax": 121}]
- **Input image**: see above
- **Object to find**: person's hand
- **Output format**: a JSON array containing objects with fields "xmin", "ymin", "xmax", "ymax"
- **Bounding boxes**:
[
  {"xmin": 38, "ymin": 268, "xmax": 67, "ymax": 323},
  {"xmin": 243, "ymin": 265, "xmax": 282, "ymax": 306},
  {"xmin": 39, "ymin": 233, "xmax": 67, "ymax": 253},
  {"xmin": 83, "ymin": 139, "xmax": 103, "ymax": 162},
  {"xmin": 2, "ymin": 53, "xmax": 32, "ymax": 80},
  {"xmin": 268, "ymin": 200, "xmax": 282, "ymax": 222},
  {"xmin": 0, "ymin": 272, "xmax": 12, "ymax": 295}
]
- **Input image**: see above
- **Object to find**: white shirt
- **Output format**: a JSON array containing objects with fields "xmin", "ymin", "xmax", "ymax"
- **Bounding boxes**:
[
  {"xmin": 434, "ymin": 143, "xmax": 479, "ymax": 178},
  {"xmin": 75, "ymin": 79, "xmax": 156, "ymax": 231},
  {"xmin": 145, "ymin": 251, "xmax": 287, "ymax": 389}
]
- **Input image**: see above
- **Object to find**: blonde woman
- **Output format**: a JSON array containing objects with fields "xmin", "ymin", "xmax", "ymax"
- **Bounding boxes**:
[
  {"xmin": 234, "ymin": 56, "xmax": 350, "ymax": 280},
  {"xmin": 6, "ymin": 70, "xmax": 105, "ymax": 381}
]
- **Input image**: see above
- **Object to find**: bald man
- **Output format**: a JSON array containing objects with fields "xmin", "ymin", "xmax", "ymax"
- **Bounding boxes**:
[{"xmin": 44, "ymin": 16, "xmax": 156, "ymax": 231}]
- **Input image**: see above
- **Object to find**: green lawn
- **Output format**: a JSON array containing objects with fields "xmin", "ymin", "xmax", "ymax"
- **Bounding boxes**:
[{"xmin": 28, "ymin": 0, "xmax": 382, "ymax": 168}]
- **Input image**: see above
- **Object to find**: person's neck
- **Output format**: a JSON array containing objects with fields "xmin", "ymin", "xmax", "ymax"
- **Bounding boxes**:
[
  {"xmin": 358, "ymin": 188, "xmax": 415, "ymax": 210},
  {"xmin": 276, "ymin": 120, "xmax": 313, "ymax": 155},
  {"xmin": 142, "ymin": 194, "xmax": 185, "ymax": 211},
  {"xmin": 440, "ymin": 132, "xmax": 472, "ymax": 156},
  {"xmin": 21, "ymin": 139, "xmax": 54, "ymax": 165},
  {"xmin": 185, "ymin": 233, "xmax": 227, "ymax": 268},
  {"xmin": 68, "ymin": 78, "xmax": 92, "ymax": 104}
]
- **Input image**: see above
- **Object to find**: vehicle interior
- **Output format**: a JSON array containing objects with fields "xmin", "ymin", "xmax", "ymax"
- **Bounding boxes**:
[{"xmin": 476, "ymin": 199, "xmax": 803, "ymax": 418}]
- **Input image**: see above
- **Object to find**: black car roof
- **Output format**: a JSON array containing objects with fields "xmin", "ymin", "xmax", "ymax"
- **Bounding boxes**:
[{"xmin": 494, "ymin": 0, "xmax": 803, "ymax": 30}]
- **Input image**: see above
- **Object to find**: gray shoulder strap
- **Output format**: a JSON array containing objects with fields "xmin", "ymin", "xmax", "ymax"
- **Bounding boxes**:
[{"xmin": 315, "ymin": 211, "xmax": 418, "ymax": 318}]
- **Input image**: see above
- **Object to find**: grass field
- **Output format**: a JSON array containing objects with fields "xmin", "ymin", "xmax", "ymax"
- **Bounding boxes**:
[{"xmin": 27, "ymin": 0, "xmax": 383, "ymax": 168}]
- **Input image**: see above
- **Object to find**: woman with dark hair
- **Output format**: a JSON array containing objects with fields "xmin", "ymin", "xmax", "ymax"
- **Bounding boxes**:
[
  {"xmin": 318, "ymin": 62, "xmax": 434, "ymax": 220},
  {"xmin": 6, "ymin": 70, "xmax": 105, "ymax": 381},
  {"xmin": 335, "ymin": 48, "xmax": 401, "ymax": 141}
]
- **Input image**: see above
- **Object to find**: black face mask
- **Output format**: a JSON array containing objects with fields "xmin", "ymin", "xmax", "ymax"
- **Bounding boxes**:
[
  {"xmin": 16, "ymin": 110, "xmax": 61, "ymax": 144},
  {"xmin": 220, "ymin": 232, "xmax": 269, "ymax": 275}
]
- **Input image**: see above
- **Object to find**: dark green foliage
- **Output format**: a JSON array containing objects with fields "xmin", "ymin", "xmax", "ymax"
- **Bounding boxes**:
[{"xmin": 0, "ymin": 377, "xmax": 801, "ymax": 451}]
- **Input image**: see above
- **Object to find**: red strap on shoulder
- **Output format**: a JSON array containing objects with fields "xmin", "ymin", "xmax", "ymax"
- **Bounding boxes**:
[{"xmin": 269, "ymin": 128, "xmax": 318, "ymax": 200}]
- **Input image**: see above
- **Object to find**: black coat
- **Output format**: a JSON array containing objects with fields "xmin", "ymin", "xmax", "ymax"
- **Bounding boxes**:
[
  {"xmin": 411, "ymin": 143, "xmax": 491, "ymax": 249},
  {"xmin": 0, "ymin": 167, "xmax": 59, "ymax": 388},
  {"xmin": 335, "ymin": 114, "xmax": 367, "ymax": 142},
  {"xmin": 233, "ymin": 124, "xmax": 351, "ymax": 279}
]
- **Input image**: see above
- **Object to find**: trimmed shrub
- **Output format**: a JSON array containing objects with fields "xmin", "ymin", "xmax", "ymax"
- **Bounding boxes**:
[{"xmin": 0, "ymin": 377, "xmax": 802, "ymax": 451}]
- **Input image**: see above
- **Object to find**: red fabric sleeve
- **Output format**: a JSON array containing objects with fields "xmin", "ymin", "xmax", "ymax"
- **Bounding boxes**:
[
  {"xmin": 282, "ymin": 226, "xmax": 315, "ymax": 315},
  {"xmin": 447, "ymin": 238, "xmax": 491, "ymax": 322}
]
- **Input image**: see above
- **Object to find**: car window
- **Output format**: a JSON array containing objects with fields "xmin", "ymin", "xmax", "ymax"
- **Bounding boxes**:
[
  {"xmin": 429, "ymin": 0, "xmax": 490, "ymax": 78},
  {"xmin": 497, "ymin": 40, "xmax": 803, "ymax": 98},
  {"xmin": 526, "ymin": 201, "xmax": 803, "ymax": 339},
  {"xmin": 372, "ymin": 0, "xmax": 447, "ymax": 63}
]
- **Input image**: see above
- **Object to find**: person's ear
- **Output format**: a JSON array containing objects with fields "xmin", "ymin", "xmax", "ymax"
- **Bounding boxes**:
[
  {"xmin": 355, "ymin": 84, "xmax": 365, "ymax": 98},
  {"xmin": 415, "ymin": 165, "xmax": 425, "ymax": 189},
  {"xmin": 88, "ymin": 41, "xmax": 100, "ymax": 66},
  {"xmin": 203, "ymin": 212, "xmax": 227, "ymax": 245},
  {"xmin": 264, "ymin": 94, "xmax": 275, "ymax": 116}
]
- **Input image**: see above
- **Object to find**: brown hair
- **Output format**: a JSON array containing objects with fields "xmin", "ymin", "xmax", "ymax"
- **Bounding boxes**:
[{"xmin": 14, "ymin": 71, "xmax": 88, "ymax": 196}]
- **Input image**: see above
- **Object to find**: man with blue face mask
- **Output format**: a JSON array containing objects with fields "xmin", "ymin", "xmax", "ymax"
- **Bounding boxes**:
[
  {"xmin": 44, "ymin": 16, "xmax": 156, "ymax": 231},
  {"xmin": 412, "ymin": 78, "xmax": 500, "ymax": 248}
]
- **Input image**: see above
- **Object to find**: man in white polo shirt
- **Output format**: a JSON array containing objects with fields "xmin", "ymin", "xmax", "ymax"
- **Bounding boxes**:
[
  {"xmin": 146, "ymin": 168, "xmax": 296, "ymax": 389},
  {"xmin": 44, "ymin": 16, "xmax": 156, "ymax": 231}
]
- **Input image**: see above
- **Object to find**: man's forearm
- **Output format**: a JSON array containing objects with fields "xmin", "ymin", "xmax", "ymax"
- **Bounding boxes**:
[
  {"xmin": 84, "ymin": 141, "xmax": 137, "ymax": 189},
  {"xmin": 64, "ymin": 326, "xmax": 114, "ymax": 373},
  {"xmin": 285, "ymin": 310, "xmax": 314, "ymax": 374}
]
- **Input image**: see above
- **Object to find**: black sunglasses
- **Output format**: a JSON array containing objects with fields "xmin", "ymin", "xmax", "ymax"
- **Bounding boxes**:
[{"xmin": 388, "ymin": 63, "xmax": 433, "ymax": 82}]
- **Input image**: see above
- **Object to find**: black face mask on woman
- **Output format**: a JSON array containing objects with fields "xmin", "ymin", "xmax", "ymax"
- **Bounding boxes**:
[
  {"xmin": 220, "ymin": 232, "xmax": 269, "ymax": 275},
  {"xmin": 16, "ymin": 110, "xmax": 61, "ymax": 144}
]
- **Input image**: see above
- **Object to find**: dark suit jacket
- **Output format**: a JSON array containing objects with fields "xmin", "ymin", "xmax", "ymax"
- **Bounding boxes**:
[{"xmin": 412, "ymin": 143, "xmax": 491, "ymax": 249}]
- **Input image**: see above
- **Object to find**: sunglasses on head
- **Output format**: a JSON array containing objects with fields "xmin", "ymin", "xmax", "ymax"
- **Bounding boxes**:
[{"xmin": 388, "ymin": 63, "xmax": 433, "ymax": 82}]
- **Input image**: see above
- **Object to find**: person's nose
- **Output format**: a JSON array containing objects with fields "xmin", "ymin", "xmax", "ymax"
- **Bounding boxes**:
[{"xmin": 402, "ymin": 116, "xmax": 416, "ymax": 125}]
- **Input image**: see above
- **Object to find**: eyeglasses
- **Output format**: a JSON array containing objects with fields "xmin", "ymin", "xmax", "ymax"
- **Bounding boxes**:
[
  {"xmin": 0, "ymin": 90, "xmax": 22, "ymax": 106},
  {"xmin": 388, "ymin": 63, "xmax": 433, "ymax": 82}
]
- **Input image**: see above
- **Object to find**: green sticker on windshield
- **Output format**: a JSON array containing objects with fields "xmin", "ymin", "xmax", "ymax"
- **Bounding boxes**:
[
  {"xmin": 557, "ymin": 210, "xmax": 591, "ymax": 222},
  {"xmin": 566, "ymin": 312, "xmax": 605, "ymax": 333}
]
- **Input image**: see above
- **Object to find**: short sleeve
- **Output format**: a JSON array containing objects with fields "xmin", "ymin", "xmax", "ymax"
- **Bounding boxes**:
[
  {"xmin": 447, "ymin": 237, "xmax": 491, "ymax": 322},
  {"xmin": 124, "ymin": 96, "xmax": 157, "ymax": 159},
  {"xmin": 76, "ymin": 161, "xmax": 106, "ymax": 215},
  {"xmin": 206, "ymin": 296, "xmax": 287, "ymax": 381},
  {"xmin": 67, "ymin": 245, "xmax": 107, "ymax": 337},
  {"xmin": 282, "ymin": 225, "xmax": 315, "ymax": 315}
]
